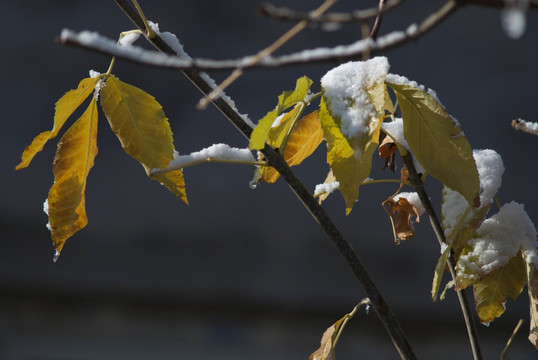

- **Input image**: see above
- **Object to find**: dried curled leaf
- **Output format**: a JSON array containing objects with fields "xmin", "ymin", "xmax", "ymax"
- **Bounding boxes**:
[
  {"xmin": 16, "ymin": 77, "xmax": 99, "ymax": 170},
  {"xmin": 384, "ymin": 195, "xmax": 422, "ymax": 243}
]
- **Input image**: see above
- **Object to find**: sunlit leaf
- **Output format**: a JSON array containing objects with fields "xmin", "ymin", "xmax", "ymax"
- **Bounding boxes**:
[
  {"xmin": 100, "ymin": 75, "xmax": 174, "ymax": 171},
  {"xmin": 262, "ymin": 111, "xmax": 323, "ymax": 183},
  {"xmin": 47, "ymin": 98, "xmax": 99, "ymax": 254},
  {"xmin": 526, "ymin": 262, "xmax": 538, "ymax": 348},
  {"xmin": 385, "ymin": 81, "xmax": 480, "ymax": 207},
  {"xmin": 16, "ymin": 77, "xmax": 99, "ymax": 170},
  {"xmin": 319, "ymin": 96, "xmax": 382, "ymax": 215},
  {"xmin": 473, "ymin": 252, "xmax": 526, "ymax": 324},
  {"xmin": 152, "ymin": 169, "xmax": 188, "ymax": 205},
  {"xmin": 249, "ymin": 76, "xmax": 313, "ymax": 150}
]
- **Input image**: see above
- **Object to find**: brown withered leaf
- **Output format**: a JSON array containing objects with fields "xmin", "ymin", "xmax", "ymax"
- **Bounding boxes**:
[
  {"xmin": 309, "ymin": 316, "xmax": 347, "ymax": 360},
  {"xmin": 384, "ymin": 196, "xmax": 421, "ymax": 243},
  {"xmin": 378, "ymin": 134, "xmax": 397, "ymax": 172}
]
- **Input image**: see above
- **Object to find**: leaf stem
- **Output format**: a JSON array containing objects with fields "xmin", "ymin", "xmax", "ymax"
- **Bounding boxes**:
[{"xmin": 400, "ymin": 152, "xmax": 483, "ymax": 360}]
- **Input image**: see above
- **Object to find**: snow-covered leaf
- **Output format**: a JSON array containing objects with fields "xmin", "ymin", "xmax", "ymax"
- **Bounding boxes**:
[
  {"xmin": 320, "ymin": 58, "xmax": 389, "ymax": 214},
  {"xmin": 385, "ymin": 78, "xmax": 479, "ymax": 207},
  {"xmin": 383, "ymin": 192, "xmax": 424, "ymax": 243},
  {"xmin": 16, "ymin": 77, "xmax": 99, "ymax": 170}
]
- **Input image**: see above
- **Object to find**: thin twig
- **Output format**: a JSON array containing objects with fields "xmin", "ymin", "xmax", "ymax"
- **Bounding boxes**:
[
  {"xmin": 401, "ymin": 152, "xmax": 483, "ymax": 360},
  {"xmin": 258, "ymin": 0, "xmax": 403, "ymax": 24},
  {"xmin": 60, "ymin": 1, "xmax": 461, "ymax": 71},
  {"xmin": 512, "ymin": 119, "xmax": 538, "ymax": 137},
  {"xmin": 500, "ymin": 319, "xmax": 525, "ymax": 360},
  {"xmin": 369, "ymin": 0, "xmax": 388, "ymax": 40},
  {"xmin": 196, "ymin": 0, "xmax": 338, "ymax": 109},
  {"xmin": 111, "ymin": 1, "xmax": 417, "ymax": 358}
]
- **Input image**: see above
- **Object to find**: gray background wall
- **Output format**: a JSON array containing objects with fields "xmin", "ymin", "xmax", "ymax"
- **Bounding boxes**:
[{"xmin": 2, "ymin": 0, "xmax": 538, "ymax": 359}]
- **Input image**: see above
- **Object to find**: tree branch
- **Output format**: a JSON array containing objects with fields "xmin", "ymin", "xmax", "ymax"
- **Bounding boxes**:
[
  {"xmin": 60, "ymin": 1, "xmax": 461, "ymax": 71},
  {"xmin": 258, "ymin": 0, "xmax": 403, "ymax": 24},
  {"xmin": 110, "ymin": 0, "xmax": 417, "ymax": 358},
  {"xmin": 400, "ymin": 152, "xmax": 483, "ymax": 360},
  {"xmin": 512, "ymin": 119, "xmax": 538, "ymax": 137}
]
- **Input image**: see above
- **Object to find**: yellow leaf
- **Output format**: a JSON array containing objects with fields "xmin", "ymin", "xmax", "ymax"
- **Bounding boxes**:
[
  {"xmin": 100, "ymin": 75, "xmax": 174, "ymax": 171},
  {"xmin": 526, "ymin": 262, "xmax": 538, "ymax": 349},
  {"xmin": 319, "ymin": 94, "xmax": 382, "ymax": 214},
  {"xmin": 16, "ymin": 77, "xmax": 99, "ymax": 170},
  {"xmin": 249, "ymin": 76, "xmax": 313, "ymax": 150},
  {"xmin": 47, "ymin": 98, "xmax": 99, "ymax": 253},
  {"xmin": 385, "ymin": 80, "xmax": 480, "ymax": 207},
  {"xmin": 473, "ymin": 252, "xmax": 526, "ymax": 324},
  {"xmin": 152, "ymin": 169, "xmax": 188, "ymax": 205},
  {"xmin": 262, "ymin": 111, "xmax": 323, "ymax": 183}
]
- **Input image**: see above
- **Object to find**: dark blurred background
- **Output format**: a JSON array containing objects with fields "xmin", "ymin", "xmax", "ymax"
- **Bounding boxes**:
[{"xmin": 2, "ymin": 1, "xmax": 538, "ymax": 359}]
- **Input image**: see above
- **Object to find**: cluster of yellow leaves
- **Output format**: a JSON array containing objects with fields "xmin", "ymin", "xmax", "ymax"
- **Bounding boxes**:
[{"xmin": 16, "ymin": 75, "xmax": 187, "ymax": 256}]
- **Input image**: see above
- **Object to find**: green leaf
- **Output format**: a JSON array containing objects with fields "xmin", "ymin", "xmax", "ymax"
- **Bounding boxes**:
[
  {"xmin": 432, "ymin": 244, "xmax": 451, "ymax": 301},
  {"xmin": 473, "ymin": 252, "xmax": 526, "ymax": 324},
  {"xmin": 385, "ymin": 80, "xmax": 480, "ymax": 207},
  {"xmin": 249, "ymin": 76, "xmax": 313, "ymax": 150},
  {"xmin": 100, "ymin": 75, "xmax": 174, "ymax": 171},
  {"xmin": 16, "ymin": 77, "xmax": 99, "ymax": 170}
]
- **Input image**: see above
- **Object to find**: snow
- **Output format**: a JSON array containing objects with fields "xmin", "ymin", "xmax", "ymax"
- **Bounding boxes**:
[
  {"xmin": 393, "ymin": 192, "xmax": 425, "ymax": 216},
  {"xmin": 321, "ymin": 57, "xmax": 389, "ymax": 140},
  {"xmin": 380, "ymin": 118, "xmax": 425, "ymax": 174},
  {"xmin": 314, "ymin": 181, "xmax": 340, "ymax": 197},
  {"xmin": 517, "ymin": 118, "xmax": 538, "ymax": 131},
  {"xmin": 501, "ymin": 0, "xmax": 529, "ymax": 39},
  {"xmin": 118, "ymin": 32, "xmax": 141, "ymax": 47},
  {"xmin": 89, "ymin": 70, "xmax": 100, "ymax": 78},
  {"xmin": 157, "ymin": 144, "xmax": 255, "ymax": 173},
  {"xmin": 43, "ymin": 199, "xmax": 51, "ymax": 231},
  {"xmin": 385, "ymin": 73, "xmax": 441, "ymax": 104},
  {"xmin": 148, "ymin": 22, "xmax": 192, "ymax": 60},
  {"xmin": 442, "ymin": 149, "xmax": 504, "ymax": 233},
  {"xmin": 457, "ymin": 202, "xmax": 538, "ymax": 282}
]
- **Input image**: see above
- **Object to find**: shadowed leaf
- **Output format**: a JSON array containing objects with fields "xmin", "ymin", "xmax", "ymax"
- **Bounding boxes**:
[{"xmin": 47, "ymin": 98, "xmax": 98, "ymax": 253}]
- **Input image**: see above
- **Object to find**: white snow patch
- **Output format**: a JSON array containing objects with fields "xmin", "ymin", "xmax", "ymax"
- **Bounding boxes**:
[
  {"xmin": 380, "ymin": 118, "xmax": 425, "ymax": 174},
  {"xmin": 43, "ymin": 199, "xmax": 51, "ymax": 232},
  {"xmin": 501, "ymin": 0, "xmax": 529, "ymax": 39},
  {"xmin": 314, "ymin": 181, "xmax": 340, "ymax": 197},
  {"xmin": 162, "ymin": 144, "xmax": 254, "ymax": 171},
  {"xmin": 321, "ymin": 57, "xmax": 389, "ymax": 140},
  {"xmin": 89, "ymin": 70, "xmax": 100, "ymax": 78},
  {"xmin": 119, "ymin": 32, "xmax": 141, "ymax": 47},
  {"xmin": 148, "ymin": 21, "xmax": 192, "ymax": 60},
  {"xmin": 517, "ymin": 118, "xmax": 538, "ymax": 132},
  {"xmin": 393, "ymin": 192, "xmax": 425, "ymax": 216},
  {"xmin": 442, "ymin": 149, "xmax": 504, "ymax": 233},
  {"xmin": 458, "ymin": 202, "xmax": 538, "ymax": 280}
]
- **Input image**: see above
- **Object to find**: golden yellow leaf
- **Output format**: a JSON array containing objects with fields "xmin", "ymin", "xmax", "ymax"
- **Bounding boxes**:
[
  {"xmin": 262, "ymin": 111, "xmax": 323, "ymax": 183},
  {"xmin": 47, "ymin": 98, "xmax": 99, "ymax": 253},
  {"xmin": 152, "ymin": 169, "xmax": 188, "ymax": 205},
  {"xmin": 16, "ymin": 77, "xmax": 99, "ymax": 170},
  {"xmin": 100, "ymin": 75, "xmax": 174, "ymax": 171}
]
